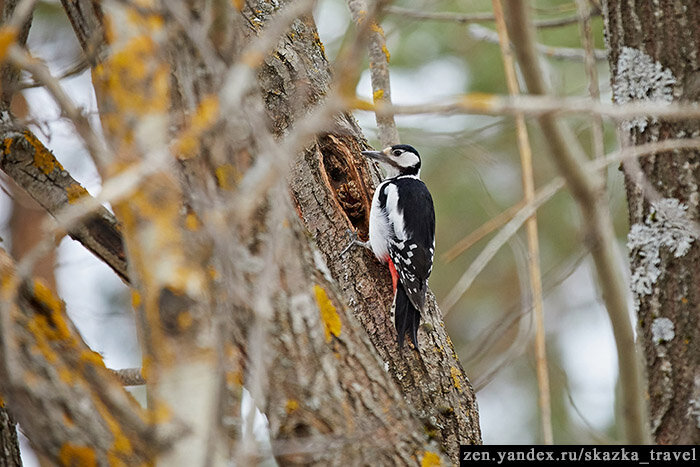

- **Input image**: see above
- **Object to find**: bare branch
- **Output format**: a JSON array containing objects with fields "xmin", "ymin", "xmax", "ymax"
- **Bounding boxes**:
[
  {"xmin": 0, "ymin": 249, "xmax": 175, "ymax": 463},
  {"xmin": 17, "ymin": 57, "xmax": 89, "ymax": 90},
  {"xmin": 110, "ymin": 368, "xmax": 145, "ymax": 386},
  {"xmin": 5, "ymin": 46, "xmax": 112, "ymax": 169},
  {"xmin": 576, "ymin": 0, "xmax": 604, "ymax": 162},
  {"xmin": 443, "ymin": 177, "xmax": 564, "ymax": 312},
  {"xmin": 443, "ymin": 200, "xmax": 525, "ymax": 263},
  {"xmin": 348, "ymin": 0, "xmax": 399, "ymax": 147},
  {"xmin": 0, "ymin": 127, "xmax": 129, "ymax": 283},
  {"xmin": 357, "ymin": 93, "xmax": 700, "ymax": 122},
  {"xmin": 385, "ymin": 5, "xmax": 600, "ymax": 28},
  {"xmin": 468, "ymin": 24, "xmax": 607, "ymax": 61}
]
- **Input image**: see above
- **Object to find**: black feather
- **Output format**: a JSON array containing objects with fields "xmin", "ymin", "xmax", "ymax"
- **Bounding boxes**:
[{"xmin": 395, "ymin": 281, "xmax": 420, "ymax": 349}]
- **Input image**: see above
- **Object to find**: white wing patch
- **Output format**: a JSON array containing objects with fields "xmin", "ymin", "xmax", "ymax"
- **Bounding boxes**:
[
  {"xmin": 384, "ymin": 183, "xmax": 406, "ymax": 241},
  {"xmin": 368, "ymin": 181, "xmax": 391, "ymax": 261}
]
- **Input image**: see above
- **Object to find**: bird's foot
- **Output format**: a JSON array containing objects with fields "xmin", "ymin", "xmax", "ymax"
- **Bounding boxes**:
[{"xmin": 340, "ymin": 229, "xmax": 371, "ymax": 256}]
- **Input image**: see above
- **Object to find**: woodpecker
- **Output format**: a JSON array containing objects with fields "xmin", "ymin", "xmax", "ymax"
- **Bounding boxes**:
[{"xmin": 344, "ymin": 144, "xmax": 435, "ymax": 349}]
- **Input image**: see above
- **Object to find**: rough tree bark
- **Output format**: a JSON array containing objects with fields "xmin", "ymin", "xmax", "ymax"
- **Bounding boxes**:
[
  {"xmin": 603, "ymin": 0, "xmax": 700, "ymax": 444},
  {"xmin": 0, "ymin": 399, "xmax": 21, "ymax": 467},
  {"xmin": 0, "ymin": 0, "xmax": 480, "ymax": 464}
]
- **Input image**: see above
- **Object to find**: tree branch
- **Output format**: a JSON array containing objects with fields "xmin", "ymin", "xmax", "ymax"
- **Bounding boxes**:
[
  {"xmin": 358, "ymin": 93, "xmax": 700, "ymax": 122},
  {"xmin": 468, "ymin": 24, "xmax": 607, "ymax": 61},
  {"xmin": 0, "ymin": 125, "xmax": 129, "ymax": 283},
  {"xmin": 386, "ymin": 5, "xmax": 600, "ymax": 28},
  {"xmin": 0, "ymin": 249, "xmax": 174, "ymax": 463},
  {"xmin": 347, "ymin": 0, "xmax": 399, "ymax": 147},
  {"xmin": 110, "ymin": 368, "xmax": 145, "ymax": 386}
]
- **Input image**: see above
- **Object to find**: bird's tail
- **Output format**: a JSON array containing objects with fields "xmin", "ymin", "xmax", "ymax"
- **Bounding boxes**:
[{"xmin": 395, "ymin": 282, "xmax": 421, "ymax": 349}]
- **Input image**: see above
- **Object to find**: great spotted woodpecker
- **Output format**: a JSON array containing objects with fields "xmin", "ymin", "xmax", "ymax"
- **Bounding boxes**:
[{"xmin": 344, "ymin": 144, "xmax": 435, "ymax": 349}]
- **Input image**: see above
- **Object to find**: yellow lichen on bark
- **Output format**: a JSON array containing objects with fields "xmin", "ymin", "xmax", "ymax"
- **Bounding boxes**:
[
  {"xmin": 314, "ymin": 285, "xmax": 341, "ymax": 342},
  {"xmin": 185, "ymin": 212, "xmax": 200, "ymax": 231},
  {"xmin": 80, "ymin": 350, "xmax": 106, "ymax": 368},
  {"xmin": 66, "ymin": 183, "xmax": 89, "ymax": 204},
  {"xmin": 3, "ymin": 137, "xmax": 12, "ymax": 156},
  {"xmin": 32, "ymin": 280, "xmax": 65, "ymax": 323},
  {"xmin": 59, "ymin": 443, "xmax": 97, "ymax": 467},
  {"xmin": 173, "ymin": 95, "xmax": 220, "ymax": 159},
  {"xmin": 450, "ymin": 366, "xmax": 462, "ymax": 391},
  {"xmin": 285, "ymin": 399, "xmax": 299, "ymax": 413},
  {"xmin": 215, "ymin": 164, "xmax": 238, "ymax": 190},
  {"xmin": 24, "ymin": 131, "xmax": 64, "ymax": 175},
  {"xmin": 92, "ymin": 35, "xmax": 169, "ymax": 139},
  {"xmin": 93, "ymin": 398, "xmax": 133, "ymax": 460},
  {"xmin": 0, "ymin": 26, "xmax": 17, "ymax": 60},
  {"xmin": 91, "ymin": 8, "xmax": 170, "ymax": 167},
  {"xmin": 421, "ymin": 451, "xmax": 441, "ymax": 467},
  {"xmin": 381, "ymin": 44, "xmax": 391, "ymax": 62},
  {"xmin": 131, "ymin": 290, "xmax": 141, "ymax": 308}
]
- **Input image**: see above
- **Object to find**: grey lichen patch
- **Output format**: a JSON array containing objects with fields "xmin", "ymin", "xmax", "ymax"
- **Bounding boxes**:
[
  {"xmin": 651, "ymin": 317, "xmax": 675, "ymax": 343},
  {"xmin": 613, "ymin": 47, "xmax": 676, "ymax": 133},
  {"xmin": 627, "ymin": 198, "xmax": 697, "ymax": 297}
]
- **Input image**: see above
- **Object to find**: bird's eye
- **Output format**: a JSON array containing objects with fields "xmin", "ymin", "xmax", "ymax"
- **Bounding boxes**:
[{"xmin": 392, "ymin": 149, "xmax": 402, "ymax": 157}]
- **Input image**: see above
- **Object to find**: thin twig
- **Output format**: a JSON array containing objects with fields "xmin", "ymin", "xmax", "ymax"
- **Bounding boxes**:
[
  {"xmin": 576, "ymin": 0, "xmax": 604, "ymax": 162},
  {"xmin": 356, "ymin": 93, "xmax": 700, "ymax": 122},
  {"xmin": 385, "ymin": 5, "xmax": 599, "ymax": 28},
  {"xmin": 347, "ymin": 0, "xmax": 399, "ymax": 147},
  {"xmin": 18, "ymin": 57, "xmax": 89, "ymax": 90},
  {"xmin": 491, "ymin": 0, "xmax": 552, "ymax": 445},
  {"xmin": 6, "ymin": 46, "xmax": 111, "ymax": 169},
  {"xmin": 385, "ymin": 6, "xmax": 495, "ymax": 24},
  {"xmin": 110, "ymin": 368, "xmax": 146, "ymax": 386},
  {"xmin": 468, "ymin": 24, "xmax": 607, "ymax": 61}
]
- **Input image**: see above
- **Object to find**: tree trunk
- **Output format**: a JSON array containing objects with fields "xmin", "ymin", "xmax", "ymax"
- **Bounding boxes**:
[{"xmin": 603, "ymin": 0, "xmax": 700, "ymax": 444}]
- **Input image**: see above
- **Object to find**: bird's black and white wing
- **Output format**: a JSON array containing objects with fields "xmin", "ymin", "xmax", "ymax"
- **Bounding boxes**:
[{"xmin": 382, "ymin": 176, "xmax": 435, "ymax": 311}]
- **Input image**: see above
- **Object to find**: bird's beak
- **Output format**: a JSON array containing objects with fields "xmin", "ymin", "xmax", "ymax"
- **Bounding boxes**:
[{"xmin": 361, "ymin": 149, "xmax": 389, "ymax": 162}]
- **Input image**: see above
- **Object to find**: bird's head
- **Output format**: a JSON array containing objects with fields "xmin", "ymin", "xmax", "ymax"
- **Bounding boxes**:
[{"xmin": 361, "ymin": 144, "xmax": 421, "ymax": 178}]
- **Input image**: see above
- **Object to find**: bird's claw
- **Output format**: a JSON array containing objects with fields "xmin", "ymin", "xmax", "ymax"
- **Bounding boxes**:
[{"xmin": 340, "ymin": 228, "xmax": 369, "ymax": 256}]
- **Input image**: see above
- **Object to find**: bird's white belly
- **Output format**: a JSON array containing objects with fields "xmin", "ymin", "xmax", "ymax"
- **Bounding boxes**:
[{"xmin": 369, "ymin": 186, "xmax": 390, "ymax": 262}]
